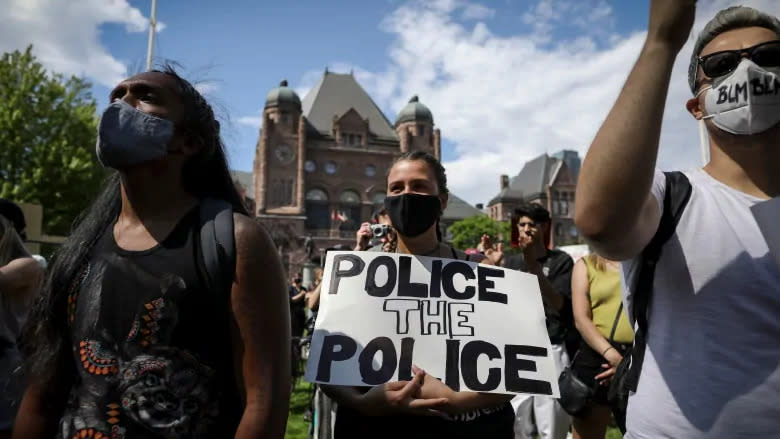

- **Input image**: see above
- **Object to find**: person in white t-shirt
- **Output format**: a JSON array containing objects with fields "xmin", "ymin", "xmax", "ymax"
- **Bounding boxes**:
[{"xmin": 575, "ymin": 1, "xmax": 780, "ymax": 438}]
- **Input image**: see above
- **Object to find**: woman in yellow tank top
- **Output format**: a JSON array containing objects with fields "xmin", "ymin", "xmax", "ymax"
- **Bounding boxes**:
[{"xmin": 570, "ymin": 253, "xmax": 633, "ymax": 439}]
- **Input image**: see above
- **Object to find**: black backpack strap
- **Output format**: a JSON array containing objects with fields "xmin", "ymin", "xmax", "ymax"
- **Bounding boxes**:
[
  {"xmin": 199, "ymin": 198, "xmax": 236, "ymax": 296},
  {"xmin": 608, "ymin": 302, "xmax": 624, "ymax": 344},
  {"xmin": 625, "ymin": 171, "xmax": 692, "ymax": 391}
]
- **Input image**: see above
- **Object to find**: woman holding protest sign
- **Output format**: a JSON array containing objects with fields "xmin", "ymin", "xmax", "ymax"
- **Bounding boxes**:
[{"xmin": 322, "ymin": 151, "xmax": 515, "ymax": 438}]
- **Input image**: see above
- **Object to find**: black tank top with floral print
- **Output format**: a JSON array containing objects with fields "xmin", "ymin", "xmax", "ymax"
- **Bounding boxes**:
[{"xmin": 58, "ymin": 207, "xmax": 242, "ymax": 439}]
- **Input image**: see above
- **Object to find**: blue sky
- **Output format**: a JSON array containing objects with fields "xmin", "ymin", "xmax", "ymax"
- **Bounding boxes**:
[{"xmin": 2, "ymin": 0, "xmax": 779, "ymax": 204}]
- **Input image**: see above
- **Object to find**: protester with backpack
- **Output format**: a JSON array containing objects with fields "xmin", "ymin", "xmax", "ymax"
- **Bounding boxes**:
[
  {"xmin": 13, "ymin": 68, "xmax": 291, "ymax": 439},
  {"xmin": 576, "ymin": 2, "xmax": 780, "ymax": 437}
]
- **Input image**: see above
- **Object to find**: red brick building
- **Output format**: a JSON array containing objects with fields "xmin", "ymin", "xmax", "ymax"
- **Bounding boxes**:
[
  {"xmin": 486, "ymin": 151, "xmax": 581, "ymax": 248},
  {"xmin": 246, "ymin": 71, "xmax": 482, "ymax": 270}
]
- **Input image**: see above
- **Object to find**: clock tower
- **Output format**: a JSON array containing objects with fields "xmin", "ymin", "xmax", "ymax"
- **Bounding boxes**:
[{"xmin": 253, "ymin": 79, "xmax": 306, "ymax": 217}]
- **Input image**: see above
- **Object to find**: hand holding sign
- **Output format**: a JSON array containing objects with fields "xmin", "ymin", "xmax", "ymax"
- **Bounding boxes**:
[
  {"xmin": 305, "ymin": 251, "xmax": 560, "ymax": 398},
  {"xmin": 358, "ymin": 369, "xmax": 449, "ymax": 416}
]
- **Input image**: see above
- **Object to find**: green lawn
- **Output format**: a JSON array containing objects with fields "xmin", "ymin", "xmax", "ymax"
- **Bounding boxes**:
[{"xmin": 285, "ymin": 380, "xmax": 314, "ymax": 439}]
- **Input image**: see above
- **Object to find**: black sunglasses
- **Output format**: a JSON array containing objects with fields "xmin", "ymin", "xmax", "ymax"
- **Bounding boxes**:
[{"xmin": 698, "ymin": 40, "xmax": 780, "ymax": 80}]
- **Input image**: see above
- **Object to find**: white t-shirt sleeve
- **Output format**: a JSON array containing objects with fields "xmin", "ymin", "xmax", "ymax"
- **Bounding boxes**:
[{"xmin": 650, "ymin": 168, "xmax": 667, "ymax": 217}]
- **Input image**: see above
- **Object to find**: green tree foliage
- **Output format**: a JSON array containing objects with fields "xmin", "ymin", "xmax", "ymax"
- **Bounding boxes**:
[
  {"xmin": 448, "ymin": 215, "xmax": 509, "ymax": 250},
  {"xmin": 0, "ymin": 46, "xmax": 105, "ymax": 235}
]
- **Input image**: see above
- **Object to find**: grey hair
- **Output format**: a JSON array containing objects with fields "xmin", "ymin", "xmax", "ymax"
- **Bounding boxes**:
[{"xmin": 688, "ymin": 6, "xmax": 780, "ymax": 94}]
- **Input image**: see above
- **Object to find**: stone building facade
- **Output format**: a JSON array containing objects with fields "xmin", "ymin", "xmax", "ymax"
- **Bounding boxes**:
[
  {"xmin": 250, "ymin": 71, "xmax": 480, "ymax": 270},
  {"xmin": 486, "ymin": 151, "xmax": 581, "ymax": 248}
]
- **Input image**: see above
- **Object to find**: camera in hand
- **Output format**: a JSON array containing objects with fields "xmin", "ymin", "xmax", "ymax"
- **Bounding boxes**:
[{"xmin": 370, "ymin": 224, "xmax": 391, "ymax": 238}]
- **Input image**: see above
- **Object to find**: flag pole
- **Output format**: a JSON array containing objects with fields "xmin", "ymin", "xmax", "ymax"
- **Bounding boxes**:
[{"xmin": 145, "ymin": 0, "xmax": 158, "ymax": 71}]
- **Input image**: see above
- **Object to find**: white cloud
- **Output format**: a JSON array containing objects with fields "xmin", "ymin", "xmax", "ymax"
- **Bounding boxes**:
[
  {"xmin": 0, "ymin": 0, "xmax": 162, "ymax": 88},
  {"xmin": 237, "ymin": 115, "xmax": 264, "ymax": 129},
  {"xmin": 194, "ymin": 81, "xmax": 220, "ymax": 95},
  {"xmin": 320, "ymin": 0, "xmax": 780, "ymax": 205},
  {"xmin": 461, "ymin": 4, "xmax": 495, "ymax": 20}
]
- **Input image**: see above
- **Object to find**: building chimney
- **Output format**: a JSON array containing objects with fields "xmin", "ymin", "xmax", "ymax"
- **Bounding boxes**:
[{"xmin": 500, "ymin": 174, "xmax": 509, "ymax": 189}]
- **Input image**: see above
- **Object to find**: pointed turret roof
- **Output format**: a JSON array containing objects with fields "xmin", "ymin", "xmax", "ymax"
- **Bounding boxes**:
[{"xmin": 301, "ymin": 72, "xmax": 397, "ymax": 140}]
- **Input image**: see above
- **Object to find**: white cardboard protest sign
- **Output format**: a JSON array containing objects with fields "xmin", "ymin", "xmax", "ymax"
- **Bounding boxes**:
[
  {"xmin": 751, "ymin": 197, "xmax": 780, "ymax": 268},
  {"xmin": 304, "ymin": 251, "xmax": 560, "ymax": 397}
]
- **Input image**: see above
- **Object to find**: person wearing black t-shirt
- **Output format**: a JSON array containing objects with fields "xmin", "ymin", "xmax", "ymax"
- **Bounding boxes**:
[
  {"xmin": 322, "ymin": 151, "xmax": 515, "ymax": 439},
  {"xmin": 289, "ymin": 273, "xmax": 307, "ymax": 340},
  {"xmin": 487, "ymin": 203, "xmax": 574, "ymax": 439}
]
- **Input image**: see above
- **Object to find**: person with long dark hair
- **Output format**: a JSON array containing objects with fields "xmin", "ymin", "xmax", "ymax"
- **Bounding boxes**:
[
  {"xmin": 322, "ymin": 151, "xmax": 515, "ymax": 438},
  {"xmin": 0, "ymin": 203, "xmax": 43, "ymax": 439},
  {"xmin": 13, "ymin": 68, "xmax": 290, "ymax": 439}
]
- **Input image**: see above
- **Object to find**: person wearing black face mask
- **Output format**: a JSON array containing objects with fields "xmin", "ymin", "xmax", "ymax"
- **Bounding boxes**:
[{"xmin": 322, "ymin": 151, "xmax": 516, "ymax": 439}]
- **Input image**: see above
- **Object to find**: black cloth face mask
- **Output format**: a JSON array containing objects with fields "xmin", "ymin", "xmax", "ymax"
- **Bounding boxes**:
[{"xmin": 383, "ymin": 193, "xmax": 441, "ymax": 238}]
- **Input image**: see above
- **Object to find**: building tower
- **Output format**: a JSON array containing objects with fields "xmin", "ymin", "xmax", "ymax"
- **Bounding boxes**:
[
  {"xmin": 253, "ymin": 80, "xmax": 306, "ymax": 216},
  {"xmin": 394, "ymin": 96, "xmax": 441, "ymax": 159}
]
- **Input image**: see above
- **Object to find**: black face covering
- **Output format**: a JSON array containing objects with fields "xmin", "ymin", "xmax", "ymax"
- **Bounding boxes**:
[{"xmin": 384, "ymin": 193, "xmax": 441, "ymax": 238}]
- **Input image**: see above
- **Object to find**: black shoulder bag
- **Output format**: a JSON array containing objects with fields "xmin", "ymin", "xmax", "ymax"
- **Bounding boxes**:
[
  {"xmin": 607, "ymin": 171, "xmax": 692, "ymax": 432},
  {"xmin": 558, "ymin": 288, "xmax": 625, "ymax": 416}
]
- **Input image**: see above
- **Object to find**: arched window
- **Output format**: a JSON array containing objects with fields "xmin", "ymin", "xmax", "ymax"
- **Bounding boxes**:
[
  {"xmin": 338, "ymin": 190, "xmax": 362, "ymax": 231},
  {"xmin": 305, "ymin": 188, "xmax": 330, "ymax": 230},
  {"xmin": 371, "ymin": 192, "xmax": 386, "ymax": 206}
]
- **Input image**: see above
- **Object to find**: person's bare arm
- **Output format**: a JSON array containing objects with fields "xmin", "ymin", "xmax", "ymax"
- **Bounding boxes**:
[
  {"xmin": 230, "ymin": 214, "xmax": 290, "ymax": 439},
  {"xmin": 415, "ymin": 367, "xmax": 512, "ymax": 415},
  {"xmin": 290, "ymin": 287, "xmax": 306, "ymax": 303},
  {"xmin": 354, "ymin": 223, "xmax": 371, "ymax": 251},
  {"xmin": 0, "ymin": 257, "xmax": 42, "ymax": 296},
  {"xmin": 575, "ymin": 0, "xmax": 696, "ymax": 260},
  {"xmin": 306, "ymin": 282, "xmax": 321, "ymax": 310},
  {"xmin": 322, "ymin": 372, "xmax": 448, "ymax": 416},
  {"xmin": 12, "ymin": 383, "xmax": 51, "ymax": 439},
  {"xmin": 571, "ymin": 260, "xmax": 621, "ymax": 368}
]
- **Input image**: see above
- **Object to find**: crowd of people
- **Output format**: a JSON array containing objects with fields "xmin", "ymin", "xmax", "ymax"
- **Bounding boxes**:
[{"xmin": 1, "ymin": 1, "xmax": 778, "ymax": 438}]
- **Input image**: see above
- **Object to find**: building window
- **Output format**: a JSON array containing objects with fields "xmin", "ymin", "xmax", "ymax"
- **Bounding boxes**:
[
  {"xmin": 325, "ymin": 161, "xmax": 337, "ymax": 175},
  {"xmin": 305, "ymin": 188, "xmax": 330, "ymax": 230},
  {"xmin": 365, "ymin": 164, "xmax": 376, "ymax": 177},
  {"xmin": 371, "ymin": 192, "xmax": 386, "ymax": 206},
  {"xmin": 269, "ymin": 179, "xmax": 294, "ymax": 207},
  {"xmin": 305, "ymin": 160, "xmax": 316, "ymax": 173},
  {"xmin": 338, "ymin": 190, "xmax": 362, "ymax": 231},
  {"xmin": 306, "ymin": 188, "xmax": 328, "ymax": 201}
]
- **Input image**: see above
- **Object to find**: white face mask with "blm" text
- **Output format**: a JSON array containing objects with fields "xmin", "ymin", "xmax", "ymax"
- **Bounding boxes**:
[{"xmin": 701, "ymin": 59, "xmax": 780, "ymax": 135}]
